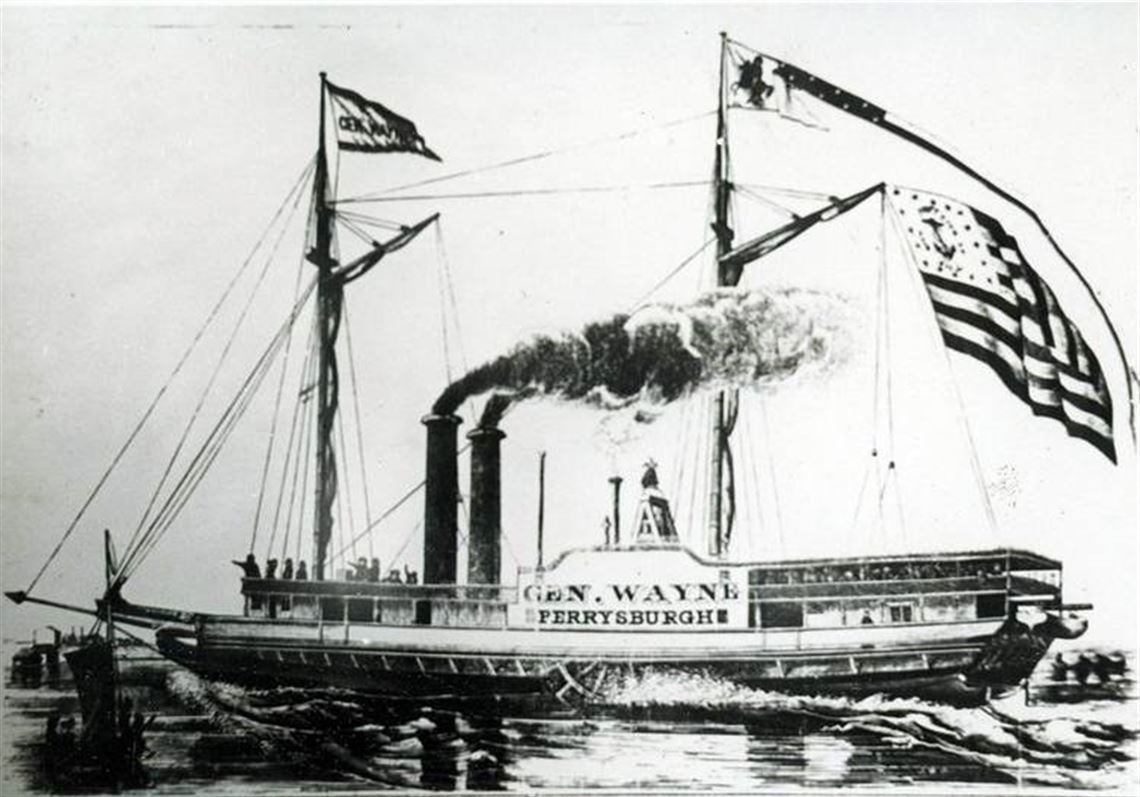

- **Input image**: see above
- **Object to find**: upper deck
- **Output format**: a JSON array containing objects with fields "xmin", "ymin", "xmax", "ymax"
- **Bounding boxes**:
[{"xmin": 239, "ymin": 544, "xmax": 1062, "ymax": 632}]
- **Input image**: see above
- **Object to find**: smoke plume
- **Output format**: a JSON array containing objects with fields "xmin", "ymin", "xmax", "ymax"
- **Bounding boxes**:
[{"xmin": 436, "ymin": 287, "xmax": 855, "ymax": 423}]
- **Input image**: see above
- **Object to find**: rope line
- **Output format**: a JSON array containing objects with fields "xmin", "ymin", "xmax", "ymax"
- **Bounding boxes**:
[
  {"xmin": 250, "ymin": 249, "xmax": 311, "ymax": 553},
  {"xmin": 122, "ymin": 159, "xmax": 313, "ymax": 565},
  {"xmin": 266, "ymin": 318, "xmax": 316, "ymax": 561},
  {"xmin": 627, "ymin": 237, "xmax": 716, "ymax": 311},
  {"xmin": 116, "ymin": 279, "xmax": 318, "ymax": 581},
  {"xmin": 885, "ymin": 198, "xmax": 999, "ymax": 536},
  {"xmin": 293, "ymin": 332, "xmax": 319, "ymax": 568},
  {"xmin": 342, "ymin": 306, "xmax": 374, "ymax": 560},
  {"xmin": 339, "ymin": 110, "xmax": 716, "ymax": 203},
  {"xmin": 340, "ymin": 180, "xmax": 711, "ymax": 204},
  {"xmin": 334, "ymin": 395, "xmax": 358, "ymax": 562},
  {"xmin": 23, "ymin": 156, "xmax": 315, "ymax": 595}
]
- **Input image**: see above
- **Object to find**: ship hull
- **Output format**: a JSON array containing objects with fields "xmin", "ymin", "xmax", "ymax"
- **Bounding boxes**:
[{"xmin": 154, "ymin": 612, "xmax": 1053, "ymax": 709}]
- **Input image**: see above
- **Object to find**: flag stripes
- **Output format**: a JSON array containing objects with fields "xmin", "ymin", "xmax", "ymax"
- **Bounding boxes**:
[{"xmin": 890, "ymin": 187, "xmax": 1115, "ymax": 462}]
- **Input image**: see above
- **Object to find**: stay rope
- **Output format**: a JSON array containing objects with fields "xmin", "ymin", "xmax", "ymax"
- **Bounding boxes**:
[
  {"xmin": 265, "ymin": 318, "xmax": 317, "ymax": 561},
  {"xmin": 340, "ymin": 180, "xmax": 711, "ymax": 204},
  {"xmin": 885, "ymin": 198, "xmax": 999, "ymax": 537},
  {"xmin": 342, "ymin": 306, "xmax": 374, "ymax": 560},
  {"xmin": 23, "ymin": 157, "xmax": 316, "ymax": 596},
  {"xmin": 121, "ymin": 158, "xmax": 314, "ymax": 568},
  {"xmin": 339, "ymin": 110, "xmax": 717, "ymax": 204},
  {"xmin": 249, "ymin": 249, "xmax": 312, "ymax": 554},
  {"xmin": 117, "ymin": 279, "xmax": 319, "ymax": 581}
]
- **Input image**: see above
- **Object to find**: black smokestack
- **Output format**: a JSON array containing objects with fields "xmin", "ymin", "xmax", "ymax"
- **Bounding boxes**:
[
  {"xmin": 467, "ymin": 422, "xmax": 505, "ymax": 586},
  {"xmin": 422, "ymin": 413, "xmax": 461, "ymax": 585},
  {"xmin": 432, "ymin": 288, "xmax": 851, "ymax": 421}
]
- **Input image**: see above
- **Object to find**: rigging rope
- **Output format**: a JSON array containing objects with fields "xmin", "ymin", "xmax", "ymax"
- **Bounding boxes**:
[
  {"xmin": 293, "ymin": 325, "xmax": 319, "ymax": 569},
  {"xmin": 337, "ymin": 215, "xmax": 379, "ymax": 246},
  {"xmin": 339, "ymin": 180, "xmax": 712, "ymax": 204},
  {"xmin": 734, "ymin": 182, "xmax": 835, "ymax": 203},
  {"xmin": 758, "ymin": 400, "xmax": 785, "ymax": 547},
  {"xmin": 741, "ymin": 404, "xmax": 769, "ymax": 559},
  {"xmin": 885, "ymin": 199, "xmax": 999, "ymax": 537},
  {"xmin": 871, "ymin": 194, "xmax": 889, "ymax": 542},
  {"xmin": 435, "ymin": 221, "xmax": 481, "ymax": 430},
  {"xmin": 23, "ymin": 156, "xmax": 316, "ymax": 596},
  {"xmin": 878, "ymin": 191, "xmax": 907, "ymax": 545},
  {"xmin": 734, "ymin": 184, "xmax": 800, "ymax": 220},
  {"xmin": 385, "ymin": 520, "xmax": 423, "ymax": 576},
  {"xmin": 334, "ymin": 209, "xmax": 407, "ymax": 231},
  {"xmin": 328, "ymin": 441, "xmax": 471, "ymax": 562},
  {"xmin": 122, "ymin": 160, "xmax": 313, "ymax": 566},
  {"xmin": 334, "ymin": 396, "xmax": 358, "ymax": 562},
  {"xmin": 116, "ymin": 279, "xmax": 318, "ymax": 581},
  {"xmin": 435, "ymin": 234, "xmax": 455, "ymax": 386},
  {"xmin": 342, "ymin": 306, "xmax": 374, "ymax": 560},
  {"xmin": 627, "ymin": 238, "xmax": 716, "ymax": 311},
  {"xmin": 266, "ymin": 320, "xmax": 317, "ymax": 561},
  {"xmin": 250, "ymin": 250, "xmax": 311, "ymax": 554},
  {"xmin": 339, "ymin": 110, "xmax": 716, "ymax": 203}
]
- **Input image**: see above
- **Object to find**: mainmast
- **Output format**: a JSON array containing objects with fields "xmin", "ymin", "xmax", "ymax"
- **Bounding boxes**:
[
  {"xmin": 708, "ymin": 33, "xmax": 738, "ymax": 558},
  {"xmin": 311, "ymin": 72, "xmax": 339, "ymax": 581}
]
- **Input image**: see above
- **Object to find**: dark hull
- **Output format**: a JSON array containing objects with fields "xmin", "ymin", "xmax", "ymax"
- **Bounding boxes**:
[{"xmin": 156, "ymin": 615, "xmax": 1053, "ymax": 710}]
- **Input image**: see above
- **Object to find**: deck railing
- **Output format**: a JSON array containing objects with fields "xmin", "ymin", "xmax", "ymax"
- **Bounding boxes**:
[{"xmin": 239, "ymin": 578, "xmax": 517, "ymax": 629}]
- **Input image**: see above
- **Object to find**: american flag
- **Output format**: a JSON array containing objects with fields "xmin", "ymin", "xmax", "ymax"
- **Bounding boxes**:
[{"xmin": 889, "ymin": 187, "xmax": 1115, "ymax": 462}]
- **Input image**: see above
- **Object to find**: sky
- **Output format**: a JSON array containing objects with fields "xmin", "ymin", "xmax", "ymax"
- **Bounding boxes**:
[{"xmin": 1, "ymin": 4, "xmax": 1137, "ymax": 648}]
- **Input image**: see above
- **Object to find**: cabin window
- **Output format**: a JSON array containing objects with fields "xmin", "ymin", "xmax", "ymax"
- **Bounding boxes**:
[
  {"xmin": 320, "ymin": 597, "xmax": 345, "ymax": 622},
  {"xmin": 976, "ymin": 593, "xmax": 1007, "ymax": 619},
  {"xmin": 887, "ymin": 603, "xmax": 914, "ymax": 623},
  {"xmin": 804, "ymin": 600, "xmax": 844, "ymax": 628},
  {"xmin": 414, "ymin": 599, "xmax": 432, "ymax": 626},
  {"xmin": 348, "ymin": 598, "xmax": 374, "ymax": 623},
  {"xmin": 759, "ymin": 602, "xmax": 804, "ymax": 629}
]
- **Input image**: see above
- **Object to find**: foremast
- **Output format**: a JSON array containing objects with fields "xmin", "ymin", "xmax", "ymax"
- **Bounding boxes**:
[
  {"xmin": 305, "ymin": 74, "xmax": 439, "ymax": 580},
  {"xmin": 308, "ymin": 73, "xmax": 339, "ymax": 581}
]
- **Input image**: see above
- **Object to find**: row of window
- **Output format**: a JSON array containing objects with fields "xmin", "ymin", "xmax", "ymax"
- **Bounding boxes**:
[
  {"xmin": 749, "ymin": 559, "xmax": 1010, "ymax": 586},
  {"xmin": 248, "ymin": 594, "xmax": 508, "ymax": 627},
  {"xmin": 751, "ymin": 593, "xmax": 1007, "ymax": 629}
]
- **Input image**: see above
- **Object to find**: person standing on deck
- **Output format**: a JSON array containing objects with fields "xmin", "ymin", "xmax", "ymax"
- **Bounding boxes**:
[{"xmin": 232, "ymin": 553, "xmax": 261, "ymax": 578}]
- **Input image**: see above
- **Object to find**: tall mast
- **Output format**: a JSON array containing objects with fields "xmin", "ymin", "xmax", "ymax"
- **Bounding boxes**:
[
  {"xmin": 708, "ymin": 33, "xmax": 736, "ymax": 557},
  {"xmin": 312, "ymin": 72, "xmax": 339, "ymax": 581}
]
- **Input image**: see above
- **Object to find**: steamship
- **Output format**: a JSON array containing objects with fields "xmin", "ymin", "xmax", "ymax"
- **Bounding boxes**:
[{"xmin": 11, "ymin": 34, "xmax": 1125, "ymax": 709}]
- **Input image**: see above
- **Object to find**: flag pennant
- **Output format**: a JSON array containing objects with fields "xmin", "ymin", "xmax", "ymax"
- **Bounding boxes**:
[
  {"xmin": 730, "ymin": 53, "xmax": 825, "ymax": 130},
  {"xmin": 326, "ymin": 81, "xmax": 440, "ymax": 160},
  {"xmin": 889, "ymin": 187, "xmax": 1115, "ymax": 462}
]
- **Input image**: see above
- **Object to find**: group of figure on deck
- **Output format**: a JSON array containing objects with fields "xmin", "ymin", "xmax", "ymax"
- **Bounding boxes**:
[
  {"xmin": 232, "ymin": 553, "xmax": 417, "ymax": 584},
  {"xmin": 232, "ymin": 553, "xmax": 307, "ymax": 581}
]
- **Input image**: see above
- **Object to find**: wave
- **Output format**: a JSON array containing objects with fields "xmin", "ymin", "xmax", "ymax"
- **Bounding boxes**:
[
  {"xmin": 597, "ymin": 669, "xmax": 1137, "ymax": 789},
  {"xmin": 164, "ymin": 667, "xmax": 1137, "ymax": 790}
]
